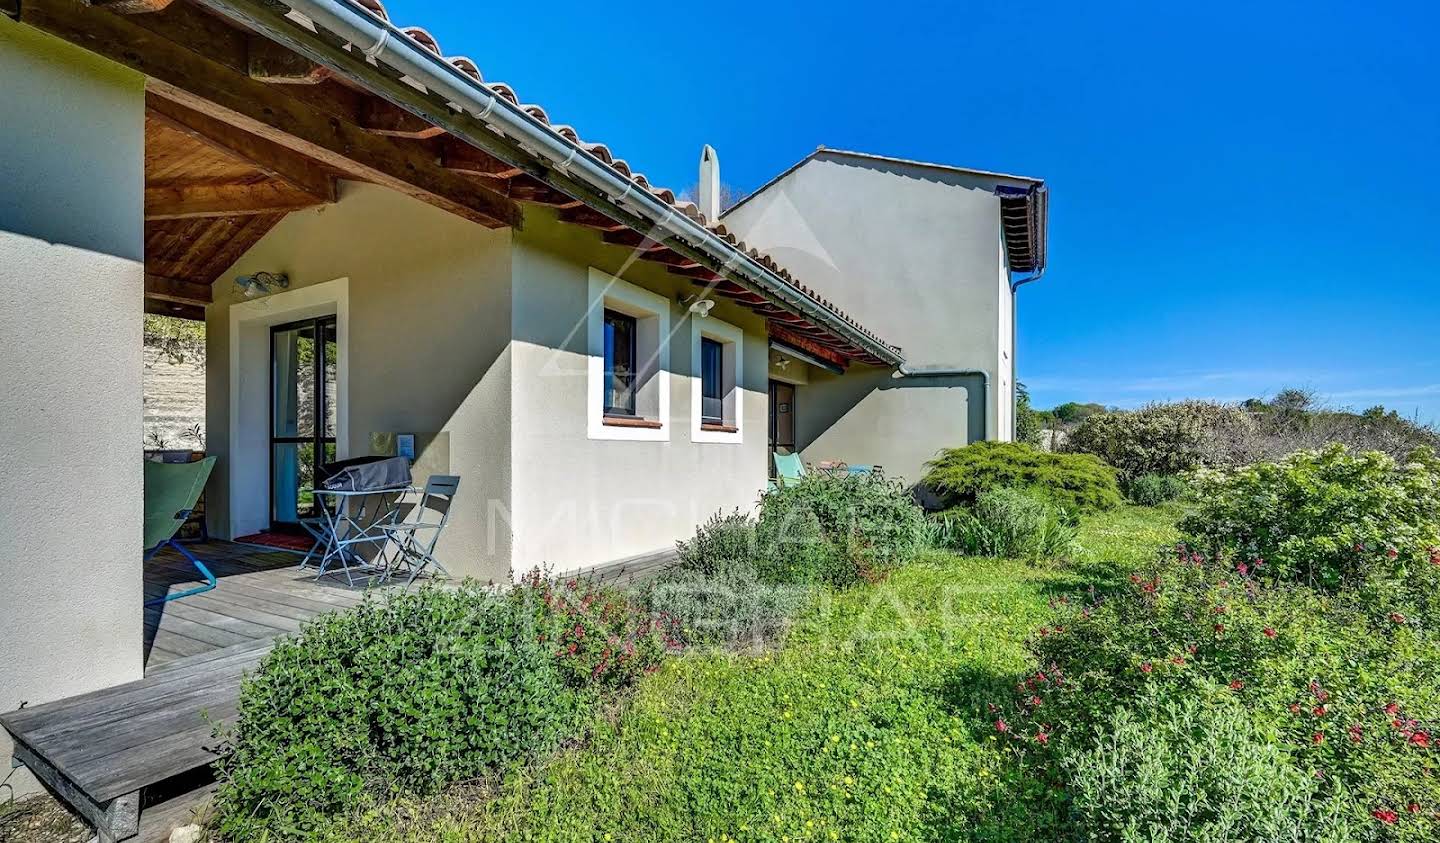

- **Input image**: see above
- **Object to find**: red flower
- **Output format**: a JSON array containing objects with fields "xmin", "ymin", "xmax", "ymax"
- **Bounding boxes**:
[
  {"xmin": 1408, "ymin": 803, "xmax": 1422, "ymax": 814},
  {"xmin": 1236, "ymin": 561, "xmax": 1250, "ymax": 576},
  {"xmin": 1309, "ymin": 682, "xmax": 1330, "ymax": 702},
  {"xmin": 1312, "ymin": 732, "xmax": 1325, "ymax": 745},
  {"xmin": 1229, "ymin": 680, "xmax": 1245, "ymax": 691},
  {"xmin": 1213, "ymin": 604, "xmax": 1228, "ymax": 614},
  {"xmin": 1140, "ymin": 662, "xmax": 1153, "ymax": 674},
  {"xmin": 1390, "ymin": 612, "xmax": 1407, "ymax": 625},
  {"xmin": 1214, "ymin": 624, "xmax": 1226, "ymax": 635},
  {"xmin": 1430, "ymin": 547, "xmax": 1440, "ymax": 566},
  {"xmin": 1313, "ymin": 704, "xmax": 1328, "ymax": 717},
  {"xmin": 1035, "ymin": 730, "xmax": 1050, "ymax": 745},
  {"xmin": 1030, "ymin": 695, "xmax": 1044, "ymax": 707},
  {"xmin": 1410, "ymin": 730, "xmax": 1432, "ymax": 748},
  {"xmin": 1387, "ymin": 547, "xmax": 1399, "ymax": 559},
  {"xmin": 1129, "ymin": 574, "xmax": 1142, "ymax": 584},
  {"xmin": 1372, "ymin": 809, "xmax": 1399, "ymax": 825},
  {"xmin": 1290, "ymin": 703, "xmax": 1303, "ymax": 715},
  {"xmin": 1385, "ymin": 702, "xmax": 1401, "ymax": 716},
  {"xmin": 1349, "ymin": 724, "xmax": 1364, "ymax": 743},
  {"xmin": 1172, "ymin": 656, "xmax": 1186, "ymax": 666},
  {"xmin": 1263, "ymin": 627, "xmax": 1277, "ymax": 639},
  {"xmin": 995, "ymin": 718, "xmax": 1009, "ymax": 733}
]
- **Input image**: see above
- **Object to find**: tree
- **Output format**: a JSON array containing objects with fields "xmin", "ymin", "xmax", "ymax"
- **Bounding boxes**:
[{"xmin": 1015, "ymin": 383, "xmax": 1044, "ymax": 445}]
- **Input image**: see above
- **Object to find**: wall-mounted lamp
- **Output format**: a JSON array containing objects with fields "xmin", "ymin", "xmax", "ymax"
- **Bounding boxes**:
[
  {"xmin": 235, "ymin": 271, "xmax": 289, "ymax": 299},
  {"xmin": 678, "ymin": 293, "xmax": 715, "ymax": 318}
]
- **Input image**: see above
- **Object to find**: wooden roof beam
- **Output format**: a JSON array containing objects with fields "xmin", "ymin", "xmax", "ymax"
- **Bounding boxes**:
[
  {"xmin": 359, "ymin": 97, "xmax": 446, "ymax": 139},
  {"xmin": 145, "ymin": 179, "xmax": 330, "ymax": 220},
  {"xmin": 145, "ymin": 94, "xmax": 335, "ymax": 201},
  {"xmin": 439, "ymin": 138, "xmax": 525, "ymax": 179},
  {"xmin": 91, "ymin": 0, "xmax": 177, "ymax": 13},
  {"xmin": 20, "ymin": 0, "xmax": 519, "ymax": 229},
  {"xmin": 144, "ymin": 273, "xmax": 212, "ymax": 306},
  {"xmin": 505, "ymin": 177, "xmax": 582, "ymax": 209},
  {"xmin": 558, "ymin": 206, "xmax": 627, "ymax": 232},
  {"xmin": 602, "ymin": 230, "xmax": 669, "ymax": 253},
  {"xmin": 247, "ymin": 34, "xmax": 330, "ymax": 84}
]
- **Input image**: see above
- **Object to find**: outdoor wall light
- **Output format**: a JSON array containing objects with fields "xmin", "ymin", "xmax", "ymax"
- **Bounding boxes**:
[
  {"xmin": 235, "ymin": 271, "xmax": 290, "ymax": 299},
  {"xmin": 679, "ymin": 294, "xmax": 715, "ymax": 317}
]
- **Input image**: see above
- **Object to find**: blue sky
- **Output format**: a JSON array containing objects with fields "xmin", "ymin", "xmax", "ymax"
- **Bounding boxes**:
[{"xmin": 383, "ymin": 0, "xmax": 1439, "ymax": 421}]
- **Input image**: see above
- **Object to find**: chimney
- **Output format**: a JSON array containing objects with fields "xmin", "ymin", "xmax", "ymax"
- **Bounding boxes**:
[{"xmin": 698, "ymin": 144, "xmax": 720, "ymax": 221}]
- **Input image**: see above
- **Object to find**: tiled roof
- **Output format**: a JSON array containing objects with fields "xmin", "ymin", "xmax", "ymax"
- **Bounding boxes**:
[{"xmin": 345, "ymin": 0, "xmax": 897, "ymax": 361}]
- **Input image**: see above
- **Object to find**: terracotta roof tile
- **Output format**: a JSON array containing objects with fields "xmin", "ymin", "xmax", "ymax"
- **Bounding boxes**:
[{"xmin": 346, "ymin": 0, "xmax": 897, "ymax": 357}]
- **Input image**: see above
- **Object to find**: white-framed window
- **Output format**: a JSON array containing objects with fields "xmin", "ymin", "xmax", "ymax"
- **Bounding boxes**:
[
  {"xmin": 690, "ymin": 314, "xmax": 743, "ymax": 443},
  {"xmin": 587, "ymin": 267, "xmax": 670, "ymax": 441}
]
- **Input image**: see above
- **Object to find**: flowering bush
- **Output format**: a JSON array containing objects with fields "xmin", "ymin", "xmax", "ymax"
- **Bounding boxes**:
[
  {"xmin": 923, "ymin": 440, "xmax": 1122, "ymax": 514},
  {"xmin": 1181, "ymin": 444, "xmax": 1440, "ymax": 590},
  {"xmin": 1003, "ymin": 546, "xmax": 1440, "ymax": 841},
  {"xmin": 521, "ymin": 570, "xmax": 680, "ymax": 690}
]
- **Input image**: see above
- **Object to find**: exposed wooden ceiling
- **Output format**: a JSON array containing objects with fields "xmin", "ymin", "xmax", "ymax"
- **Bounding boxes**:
[{"xmin": 24, "ymin": 0, "xmax": 891, "ymax": 363}]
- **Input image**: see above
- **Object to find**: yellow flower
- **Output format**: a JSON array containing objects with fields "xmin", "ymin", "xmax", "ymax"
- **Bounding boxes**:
[
  {"xmin": 844, "ymin": 776, "xmax": 854, "ymax": 786},
  {"xmin": 793, "ymin": 780, "xmax": 806, "ymax": 793}
]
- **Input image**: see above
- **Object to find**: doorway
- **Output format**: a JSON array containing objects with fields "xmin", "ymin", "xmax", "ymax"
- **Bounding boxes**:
[
  {"xmin": 270, "ymin": 316, "xmax": 337, "ymax": 530},
  {"xmin": 768, "ymin": 380, "xmax": 796, "ymax": 477}
]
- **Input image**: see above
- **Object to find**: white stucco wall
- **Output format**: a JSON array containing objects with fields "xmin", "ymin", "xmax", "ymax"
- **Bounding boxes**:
[
  {"xmin": 508, "ymin": 211, "xmax": 770, "ymax": 573},
  {"xmin": 723, "ymin": 152, "xmax": 1029, "ymax": 481},
  {"xmin": 208, "ymin": 182, "xmax": 515, "ymax": 581},
  {"xmin": 0, "ymin": 19, "xmax": 145, "ymax": 795}
]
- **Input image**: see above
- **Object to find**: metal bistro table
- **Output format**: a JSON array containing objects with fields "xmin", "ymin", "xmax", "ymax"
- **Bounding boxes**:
[{"xmin": 306, "ymin": 484, "xmax": 416, "ymax": 586}]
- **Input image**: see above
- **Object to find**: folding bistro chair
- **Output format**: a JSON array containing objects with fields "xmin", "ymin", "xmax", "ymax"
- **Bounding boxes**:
[
  {"xmin": 143, "ymin": 457, "xmax": 218, "ymax": 606},
  {"xmin": 376, "ymin": 475, "xmax": 460, "ymax": 586}
]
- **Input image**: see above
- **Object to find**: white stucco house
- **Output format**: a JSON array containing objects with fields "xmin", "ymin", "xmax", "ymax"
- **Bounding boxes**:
[{"xmin": 0, "ymin": 0, "xmax": 1045, "ymax": 831}]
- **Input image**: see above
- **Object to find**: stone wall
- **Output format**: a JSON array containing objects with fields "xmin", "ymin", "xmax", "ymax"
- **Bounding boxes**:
[{"xmin": 143, "ymin": 344, "xmax": 206, "ymax": 451}]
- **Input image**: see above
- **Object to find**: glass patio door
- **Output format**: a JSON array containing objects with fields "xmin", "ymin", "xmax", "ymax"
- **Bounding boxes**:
[{"xmin": 270, "ymin": 316, "xmax": 337, "ymax": 530}]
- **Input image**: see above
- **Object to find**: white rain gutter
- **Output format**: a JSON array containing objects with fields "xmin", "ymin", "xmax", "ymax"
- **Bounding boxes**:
[{"xmin": 192, "ymin": 0, "xmax": 904, "ymax": 367}]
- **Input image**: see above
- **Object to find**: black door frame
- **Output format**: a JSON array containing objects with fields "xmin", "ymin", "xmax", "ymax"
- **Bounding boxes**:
[
  {"xmin": 269, "ymin": 315, "xmax": 337, "ymax": 530},
  {"xmin": 768, "ymin": 380, "xmax": 797, "ymax": 477}
]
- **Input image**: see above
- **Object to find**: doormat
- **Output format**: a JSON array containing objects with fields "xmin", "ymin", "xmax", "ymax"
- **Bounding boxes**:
[{"xmin": 234, "ymin": 531, "xmax": 315, "ymax": 553}]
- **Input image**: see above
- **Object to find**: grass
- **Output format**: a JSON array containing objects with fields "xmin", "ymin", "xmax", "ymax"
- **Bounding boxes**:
[{"xmin": 318, "ymin": 506, "xmax": 1181, "ymax": 842}]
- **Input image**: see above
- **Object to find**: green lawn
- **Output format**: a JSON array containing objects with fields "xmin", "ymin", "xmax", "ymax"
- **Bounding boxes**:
[{"xmin": 324, "ymin": 506, "xmax": 1180, "ymax": 842}]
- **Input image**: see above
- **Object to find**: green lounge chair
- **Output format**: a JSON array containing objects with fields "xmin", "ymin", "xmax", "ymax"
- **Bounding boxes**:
[
  {"xmin": 144, "ymin": 457, "xmax": 217, "ymax": 606},
  {"xmin": 773, "ymin": 451, "xmax": 806, "ymax": 486}
]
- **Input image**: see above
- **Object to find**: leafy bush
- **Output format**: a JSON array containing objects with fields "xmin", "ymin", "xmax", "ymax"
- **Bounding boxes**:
[
  {"xmin": 215, "ymin": 586, "xmax": 589, "ymax": 840},
  {"xmin": 923, "ymin": 441, "xmax": 1122, "ymax": 514},
  {"xmin": 641, "ymin": 564, "xmax": 814, "ymax": 649},
  {"xmin": 1065, "ymin": 694, "xmax": 1357, "ymax": 842},
  {"xmin": 675, "ymin": 509, "xmax": 756, "ymax": 576},
  {"xmin": 1181, "ymin": 444, "xmax": 1440, "ymax": 589},
  {"xmin": 1005, "ymin": 546, "xmax": 1440, "ymax": 841},
  {"xmin": 1126, "ymin": 473, "xmax": 1189, "ymax": 506},
  {"xmin": 933, "ymin": 487, "xmax": 1078, "ymax": 559},
  {"xmin": 1064, "ymin": 400, "xmax": 1256, "ymax": 481},
  {"xmin": 752, "ymin": 473, "xmax": 928, "ymax": 586},
  {"xmin": 522, "ymin": 571, "xmax": 679, "ymax": 690}
]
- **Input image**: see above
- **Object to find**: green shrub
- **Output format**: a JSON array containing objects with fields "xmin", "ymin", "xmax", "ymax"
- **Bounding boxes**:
[
  {"xmin": 1006, "ymin": 547, "xmax": 1440, "ymax": 841},
  {"xmin": 1065, "ymin": 694, "xmax": 1357, "ymax": 842},
  {"xmin": 1065, "ymin": 401, "xmax": 1255, "ymax": 481},
  {"xmin": 214, "ymin": 586, "xmax": 588, "ymax": 840},
  {"xmin": 1181, "ymin": 444, "xmax": 1440, "ymax": 589},
  {"xmin": 1126, "ymin": 473, "xmax": 1189, "ymax": 506},
  {"xmin": 923, "ymin": 441, "xmax": 1122, "ymax": 514},
  {"xmin": 675, "ymin": 509, "xmax": 756, "ymax": 576},
  {"xmin": 522, "ymin": 571, "xmax": 678, "ymax": 690},
  {"xmin": 933, "ymin": 487, "xmax": 1078, "ymax": 559},
  {"xmin": 641, "ymin": 564, "xmax": 814, "ymax": 649},
  {"xmin": 753, "ymin": 473, "xmax": 927, "ymax": 586}
]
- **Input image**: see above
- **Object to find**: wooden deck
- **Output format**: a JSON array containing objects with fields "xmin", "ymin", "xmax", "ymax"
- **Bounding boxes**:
[
  {"xmin": 141, "ymin": 540, "xmax": 386, "ymax": 671},
  {"xmin": 3, "ymin": 541, "xmax": 675, "ymax": 841}
]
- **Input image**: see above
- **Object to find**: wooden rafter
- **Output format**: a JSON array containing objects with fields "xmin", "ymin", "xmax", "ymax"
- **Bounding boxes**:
[
  {"xmin": 91, "ymin": 0, "xmax": 177, "ymax": 13},
  {"xmin": 770, "ymin": 324, "xmax": 850, "ymax": 371},
  {"xmin": 602, "ymin": 230, "xmax": 668, "ymax": 252},
  {"xmin": 558, "ymin": 206, "xmax": 627, "ymax": 232},
  {"xmin": 359, "ymin": 97, "xmax": 446, "ymax": 139},
  {"xmin": 439, "ymin": 138, "xmax": 526, "ymax": 179},
  {"xmin": 144, "ymin": 273, "xmax": 212, "ymax": 305},
  {"xmin": 145, "ymin": 179, "xmax": 329, "ymax": 219},
  {"xmin": 145, "ymin": 94, "xmax": 335, "ymax": 200},
  {"xmin": 20, "ymin": 0, "xmax": 520, "ymax": 229},
  {"xmin": 504, "ymin": 178, "xmax": 582, "ymax": 208},
  {"xmin": 247, "ymin": 34, "xmax": 330, "ymax": 84}
]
